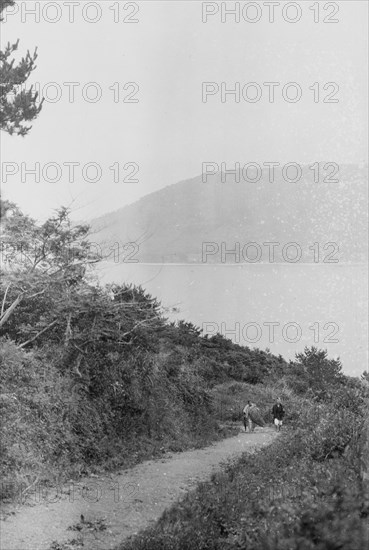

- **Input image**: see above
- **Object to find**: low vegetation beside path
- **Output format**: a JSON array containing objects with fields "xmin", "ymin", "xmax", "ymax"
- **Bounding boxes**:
[{"xmin": 118, "ymin": 385, "xmax": 369, "ymax": 550}]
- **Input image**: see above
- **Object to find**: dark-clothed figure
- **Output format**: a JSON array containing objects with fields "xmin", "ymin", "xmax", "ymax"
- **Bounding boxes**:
[{"xmin": 272, "ymin": 398, "xmax": 285, "ymax": 431}]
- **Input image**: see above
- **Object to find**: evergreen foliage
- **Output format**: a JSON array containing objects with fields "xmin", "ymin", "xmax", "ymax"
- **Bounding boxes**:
[{"xmin": 1, "ymin": 0, "xmax": 43, "ymax": 135}]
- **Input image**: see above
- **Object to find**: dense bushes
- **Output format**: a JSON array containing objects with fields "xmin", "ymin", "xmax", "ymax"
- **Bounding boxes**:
[
  {"xmin": 2, "ymin": 310, "xmax": 361, "ymax": 504},
  {"xmin": 0, "ymin": 339, "xmax": 79, "ymax": 496},
  {"xmin": 0, "ymin": 337, "xmax": 231, "ymax": 499}
]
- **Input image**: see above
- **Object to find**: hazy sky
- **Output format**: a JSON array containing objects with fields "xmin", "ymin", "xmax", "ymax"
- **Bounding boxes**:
[{"xmin": 1, "ymin": 0, "xmax": 368, "ymax": 221}]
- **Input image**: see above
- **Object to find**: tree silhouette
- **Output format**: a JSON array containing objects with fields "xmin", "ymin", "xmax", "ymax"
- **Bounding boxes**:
[
  {"xmin": 361, "ymin": 370, "xmax": 369, "ymax": 383},
  {"xmin": 0, "ymin": 0, "xmax": 43, "ymax": 135},
  {"xmin": 292, "ymin": 347, "xmax": 344, "ymax": 398}
]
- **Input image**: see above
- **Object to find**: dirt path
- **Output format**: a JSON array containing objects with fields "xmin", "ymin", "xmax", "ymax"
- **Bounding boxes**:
[{"xmin": 0, "ymin": 426, "xmax": 278, "ymax": 550}]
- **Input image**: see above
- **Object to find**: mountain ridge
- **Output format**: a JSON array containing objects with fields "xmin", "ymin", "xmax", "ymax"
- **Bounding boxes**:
[{"xmin": 89, "ymin": 164, "xmax": 368, "ymax": 264}]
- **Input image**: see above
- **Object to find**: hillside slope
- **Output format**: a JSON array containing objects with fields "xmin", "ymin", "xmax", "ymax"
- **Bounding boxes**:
[{"xmin": 89, "ymin": 165, "xmax": 367, "ymax": 263}]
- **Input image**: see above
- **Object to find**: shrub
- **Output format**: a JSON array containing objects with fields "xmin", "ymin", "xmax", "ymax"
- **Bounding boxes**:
[{"xmin": 0, "ymin": 337, "xmax": 227, "ymax": 497}]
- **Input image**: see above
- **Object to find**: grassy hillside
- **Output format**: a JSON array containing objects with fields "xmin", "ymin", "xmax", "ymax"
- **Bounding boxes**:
[
  {"xmin": 0, "ymin": 318, "xmax": 287, "ymax": 500},
  {"xmin": 0, "ymin": 337, "xmax": 234, "ymax": 500}
]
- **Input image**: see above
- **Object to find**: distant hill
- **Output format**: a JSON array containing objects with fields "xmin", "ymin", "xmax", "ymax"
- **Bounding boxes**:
[{"xmin": 89, "ymin": 164, "xmax": 368, "ymax": 264}]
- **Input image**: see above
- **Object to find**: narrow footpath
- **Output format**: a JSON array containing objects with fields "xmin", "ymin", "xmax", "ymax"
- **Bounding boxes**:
[{"xmin": 0, "ymin": 426, "xmax": 278, "ymax": 550}]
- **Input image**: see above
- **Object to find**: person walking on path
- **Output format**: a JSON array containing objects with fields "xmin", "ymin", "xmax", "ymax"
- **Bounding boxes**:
[
  {"xmin": 243, "ymin": 400, "xmax": 256, "ymax": 433},
  {"xmin": 272, "ymin": 397, "xmax": 285, "ymax": 432}
]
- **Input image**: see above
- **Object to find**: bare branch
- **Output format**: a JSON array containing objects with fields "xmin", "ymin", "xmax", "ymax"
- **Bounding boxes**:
[
  {"xmin": 18, "ymin": 319, "xmax": 58, "ymax": 348},
  {"xmin": 120, "ymin": 318, "xmax": 157, "ymax": 338},
  {"xmin": 27, "ymin": 288, "xmax": 46, "ymax": 300},
  {"xmin": 1, "ymin": 283, "xmax": 11, "ymax": 317},
  {"xmin": 0, "ymin": 293, "xmax": 22, "ymax": 328}
]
